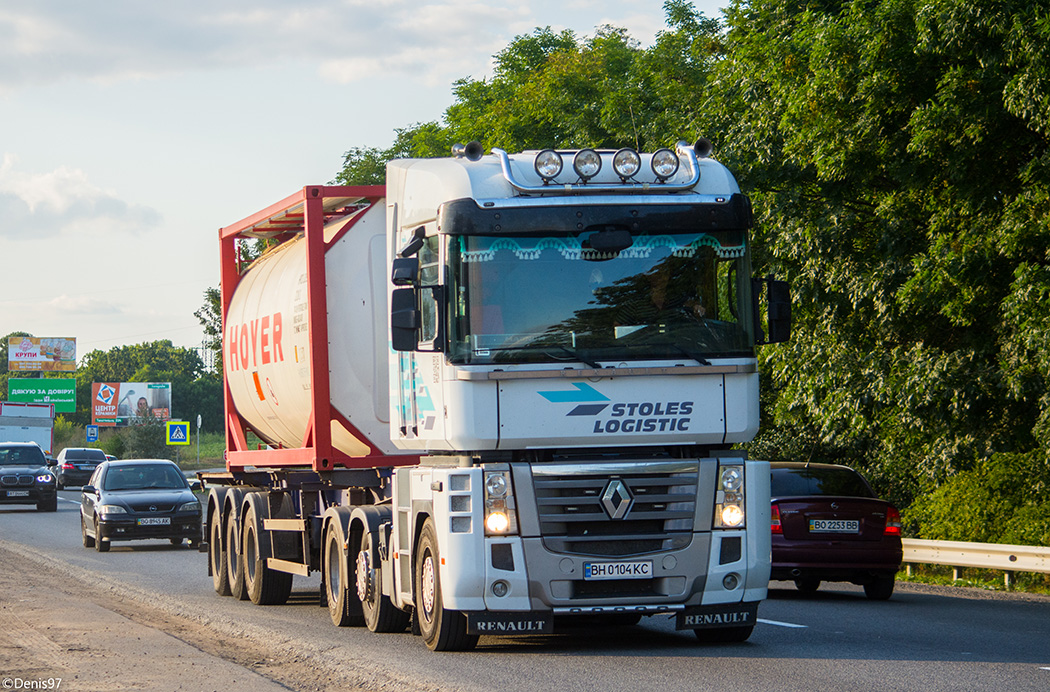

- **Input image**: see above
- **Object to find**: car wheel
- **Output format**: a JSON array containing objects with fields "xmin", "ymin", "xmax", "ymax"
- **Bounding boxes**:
[
  {"xmin": 864, "ymin": 576, "xmax": 895, "ymax": 600},
  {"xmin": 94, "ymin": 519, "xmax": 110, "ymax": 552},
  {"xmin": 414, "ymin": 518, "xmax": 477, "ymax": 651},
  {"xmin": 794, "ymin": 578, "xmax": 821, "ymax": 593},
  {"xmin": 81, "ymin": 514, "xmax": 95, "ymax": 548}
]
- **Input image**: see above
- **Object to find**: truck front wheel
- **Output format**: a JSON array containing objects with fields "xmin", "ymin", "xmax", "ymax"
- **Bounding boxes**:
[{"xmin": 414, "ymin": 519, "xmax": 477, "ymax": 652}]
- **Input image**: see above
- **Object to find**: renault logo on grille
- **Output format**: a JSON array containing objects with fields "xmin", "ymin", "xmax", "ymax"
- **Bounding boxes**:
[{"xmin": 601, "ymin": 480, "xmax": 633, "ymax": 520}]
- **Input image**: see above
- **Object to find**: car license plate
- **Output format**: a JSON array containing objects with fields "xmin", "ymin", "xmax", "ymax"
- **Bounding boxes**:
[
  {"xmin": 137, "ymin": 517, "xmax": 171, "ymax": 526},
  {"xmin": 583, "ymin": 560, "xmax": 653, "ymax": 580},
  {"xmin": 809, "ymin": 519, "xmax": 859, "ymax": 533},
  {"xmin": 6, "ymin": 490, "xmax": 30, "ymax": 497}
]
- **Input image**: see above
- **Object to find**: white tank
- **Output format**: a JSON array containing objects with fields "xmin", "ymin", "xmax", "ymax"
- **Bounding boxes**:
[{"xmin": 224, "ymin": 201, "xmax": 400, "ymax": 457}]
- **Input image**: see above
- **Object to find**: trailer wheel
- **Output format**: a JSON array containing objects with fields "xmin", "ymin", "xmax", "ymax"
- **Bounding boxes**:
[
  {"xmin": 210, "ymin": 503, "xmax": 231, "ymax": 596},
  {"xmin": 415, "ymin": 519, "xmax": 477, "ymax": 651},
  {"xmin": 356, "ymin": 529, "xmax": 409, "ymax": 633},
  {"xmin": 325, "ymin": 522, "xmax": 364, "ymax": 627},
  {"xmin": 243, "ymin": 501, "xmax": 293, "ymax": 606},
  {"xmin": 226, "ymin": 508, "xmax": 249, "ymax": 600}
]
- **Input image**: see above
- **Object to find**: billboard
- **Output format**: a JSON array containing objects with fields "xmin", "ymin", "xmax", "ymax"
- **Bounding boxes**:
[
  {"xmin": 8, "ymin": 378, "xmax": 76, "ymax": 413},
  {"xmin": 91, "ymin": 382, "xmax": 172, "ymax": 427},
  {"xmin": 8, "ymin": 337, "xmax": 77, "ymax": 372}
]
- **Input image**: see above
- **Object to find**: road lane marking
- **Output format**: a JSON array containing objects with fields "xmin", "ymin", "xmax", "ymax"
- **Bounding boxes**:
[{"xmin": 758, "ymin": 618, "xmax": 808, "ymax": 629}]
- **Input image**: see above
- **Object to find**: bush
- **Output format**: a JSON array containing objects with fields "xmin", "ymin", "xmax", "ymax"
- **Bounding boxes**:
[{"xmin": 905, "ymin": 452, "xmax": 1050, "ymax": 546}]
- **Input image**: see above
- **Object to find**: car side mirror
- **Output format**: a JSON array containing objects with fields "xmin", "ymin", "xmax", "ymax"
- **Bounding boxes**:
[
  {"xmin": 753, "ymin": 276, "xmax": 792, "ymax": 345},
  {"xmin": 188, "ymin": 479, "xmax": 203, "ymax": 492},
  {"xmin": 82, "ymin": 485, "xmax": 96, "ymax": 494}
]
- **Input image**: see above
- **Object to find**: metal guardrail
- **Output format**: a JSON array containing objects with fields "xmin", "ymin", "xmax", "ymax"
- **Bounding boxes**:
[{"xmin": 902, "ymin": 538, "xmax": 1050, "ymax": 588}]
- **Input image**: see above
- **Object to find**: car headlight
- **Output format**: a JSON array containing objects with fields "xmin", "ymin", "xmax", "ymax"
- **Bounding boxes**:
[
  {"xmin": 36, "ymin": 473, "xmax": 56, "ymax": 483},
  {"xmin": 714, "ymin": 464, "xmax": 746, "ymax": 529},
  {"xmin": 178, "ymin": 501, "xmax": 201, "ymax": 513},
  {"xmin": 98, "ymin": 504, "xmax": 127, "ymax": 516},
  {"xmin": 484, "ymin": 470, "xmax": 517, "ymax": 535}
]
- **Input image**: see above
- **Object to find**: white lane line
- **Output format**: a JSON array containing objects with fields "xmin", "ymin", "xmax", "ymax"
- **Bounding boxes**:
[{"xmin": 758, "ymin": 618, "xmax": 808, "ymax": 629}]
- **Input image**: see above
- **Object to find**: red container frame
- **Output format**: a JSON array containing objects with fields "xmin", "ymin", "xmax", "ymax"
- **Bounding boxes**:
[{"xmin": 218, "ymin": 185, "xmax": 418, "ymax": 473}]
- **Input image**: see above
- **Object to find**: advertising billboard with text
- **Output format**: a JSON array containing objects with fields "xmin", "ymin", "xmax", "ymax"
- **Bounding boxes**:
[
  {"xmin": 91, "ymin": 382, "xmax": 172, "ymax": 427},
  {"xmin": 8, "ymin": 378, "xmax": 76, "ymax": 413},
  {"xmin": 7, "ymin": 337, "xmax": 77, "ymax": 372}
]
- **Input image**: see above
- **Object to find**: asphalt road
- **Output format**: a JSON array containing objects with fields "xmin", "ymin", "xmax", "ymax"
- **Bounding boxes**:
[{"xmin": 3, "ymin": 490, "xmax": 1049, "ymax": 692}]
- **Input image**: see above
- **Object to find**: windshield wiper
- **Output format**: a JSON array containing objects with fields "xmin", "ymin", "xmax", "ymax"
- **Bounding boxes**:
[
  {"xmin": 551, "ymin": 345, "xmax": 603, "ymax": 369},
  {"xmin": 670, "ymin": 344, "xmax": 712, "ymax": 366}
]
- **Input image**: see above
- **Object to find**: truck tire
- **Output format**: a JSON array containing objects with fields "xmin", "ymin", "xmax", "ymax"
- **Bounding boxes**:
[
  {"xmin": 415, "ymin": 518, "xmax": 477, "ymax": 651},
  {"xmin": 81, "ymin": 513, "xmax": 95, "ymax": 548},
  {"xmin": 243, "ymin": 500, "xmax": 293, "ymax": 606},
  {"xmin": 325, "ymin": 522, "xmax": 364, "ymax": 627},
  {"xmin": 356, "ymin": 529, "xmax": 409, "ymax": 633},
  {"xmin": 210, "ymin": 503, "xmax": 231, "ymax": 596},
  {"xmin": 693, "ymin": 626, "xmax": 754, "ymax": 644},
  {"xmin": 226, "ymin": 508, "xmax": 249, "ymax": 600}
]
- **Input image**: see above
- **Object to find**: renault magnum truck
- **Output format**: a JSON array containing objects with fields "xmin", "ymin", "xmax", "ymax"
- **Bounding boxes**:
[{"xmin": 202, "ymin": 139, "xmax": 790, "ymax": 651}]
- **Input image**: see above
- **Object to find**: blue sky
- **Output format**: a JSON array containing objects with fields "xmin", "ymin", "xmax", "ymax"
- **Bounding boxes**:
[{"xmin": 0, "ymin": 0, "xmax": 724, "ymax": 357}]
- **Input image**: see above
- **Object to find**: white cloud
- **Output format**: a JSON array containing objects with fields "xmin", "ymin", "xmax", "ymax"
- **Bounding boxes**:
[
  {"xmin": 0, "ymin": 154, "xmax": 161, "ymax": 239},
  {"xmin": 46, "ymin": 295, "xmax": 123, "ymax": 316},
  {"xmin": 0, "ymin": 1, "xmax": 673, "ymax": 92}
]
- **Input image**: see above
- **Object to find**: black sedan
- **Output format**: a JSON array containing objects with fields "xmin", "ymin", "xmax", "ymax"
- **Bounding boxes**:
[
  {"xmin": 0, "ymin": 442, "xmax": 57, "ymax": 512},
  {"xmin": 80, "ymin": 459, "xmax": 202, "ymax": 552},
  {"xmin": 770, "ymin": 462, "xmax": 902, "ymax": 600}
]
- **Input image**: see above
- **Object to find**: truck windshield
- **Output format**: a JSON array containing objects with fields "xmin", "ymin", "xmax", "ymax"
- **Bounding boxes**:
[{"xmin": 448, "ymin": 229, "xmax": 755, "ymax": 365}]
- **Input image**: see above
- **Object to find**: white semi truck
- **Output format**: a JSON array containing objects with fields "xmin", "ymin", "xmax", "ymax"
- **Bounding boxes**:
[
  {"xmin": 202, "ymin": 140, "xmax": 791, "ymax": 651},
  {"xmin": 0, "ymin": 401, "xmax": 55, "ymax": 457}
]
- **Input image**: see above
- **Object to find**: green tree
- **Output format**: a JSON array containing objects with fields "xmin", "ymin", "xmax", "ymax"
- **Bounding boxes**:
[{"xmin": 715, "ymin": 0, "xmax": 1050, "ymax": 515}]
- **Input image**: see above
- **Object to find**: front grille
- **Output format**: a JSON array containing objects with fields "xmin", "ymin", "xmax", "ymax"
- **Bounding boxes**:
[
  {"xmin": 1, "ymin": 474, "xmax": 34, "ymax": 487},
  {"xmin": 127, "ymin": 502, "xmax": 177, "ymax": 512},
  {"xmin": 533, "ymin": 460, "xmax": 698, "ymax": 557}
]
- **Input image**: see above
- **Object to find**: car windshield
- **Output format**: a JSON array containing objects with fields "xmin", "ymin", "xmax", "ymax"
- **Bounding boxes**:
[
  {"xmin": 102, "ymin": 464, "xmax": 187, "ymax": 491},
  {"xmin": 771, "ymin": 467, "xmax": 875, "ymax": 498},
  {"xmin": 448, "ymin": 229, "xmax": 755, "ymax": 365},
  {"xmin": 0, "ymin": 446, "xmax": 46, "ymax": 467}
]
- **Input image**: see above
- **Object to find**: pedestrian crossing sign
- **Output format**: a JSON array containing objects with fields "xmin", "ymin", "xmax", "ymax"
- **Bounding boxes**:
[{"xmin": 166, "ymin": 421, "xmax": 190, "ymax": 445}]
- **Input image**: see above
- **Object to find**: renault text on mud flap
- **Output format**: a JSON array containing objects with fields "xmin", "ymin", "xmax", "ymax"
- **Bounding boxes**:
[{"xmin": 538, "ymin": 383, "xmax": 695, "ymax": 434}]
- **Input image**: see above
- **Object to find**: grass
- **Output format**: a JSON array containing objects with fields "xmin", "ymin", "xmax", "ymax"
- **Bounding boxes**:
[{"xmin": 897, "ymin": 563, "xmax": 1050, "ymax": 595}]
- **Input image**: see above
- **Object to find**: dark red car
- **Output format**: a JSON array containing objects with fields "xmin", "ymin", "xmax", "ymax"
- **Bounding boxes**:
[{"xmin": 770, "ymin": 462, "xmax": 902, "ymax": 600}]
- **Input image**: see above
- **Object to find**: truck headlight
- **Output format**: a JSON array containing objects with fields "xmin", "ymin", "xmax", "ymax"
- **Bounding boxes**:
[
  {"xmin": 535, "ymin": 149, "xmax": 563, "ymax": 181},
  {"xmin": 714, "ymin": 464, "xmax": 745, "ymax": 529},
  {"xmin": 573, "ymin": 149, "xmax": 602, "ymax": 180},
  {"xmin": 613, "ymin": 148, "xmax": 641, "ymax": 179},
  {"xmin": 484, "ymin": 470, "xmax": 517, "ymax": 535}
]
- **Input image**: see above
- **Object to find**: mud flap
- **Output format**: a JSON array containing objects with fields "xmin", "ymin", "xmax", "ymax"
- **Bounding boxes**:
[
  {"xmin": 466, "ymin": 612, "xmax": 554, "ymax": 635},
  {"xmin": 676, "ymin": 602, "xmax": 759, "ymax": 630}
]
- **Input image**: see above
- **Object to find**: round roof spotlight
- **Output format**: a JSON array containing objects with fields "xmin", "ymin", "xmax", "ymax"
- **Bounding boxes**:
[
  {"xmin": 573, "ymin": 149, "xmax": 602, "ymax": 181},
  {"xmin": 534, "ymin": 149, "xmax": 563, "ymax": 182},
  {"xmin": 651, "ymin": 148, "xmax": 680, "ymax": 181},
  {"xmin": 612, "ymin": 148, "xmax": 641, "ymax": 180}
]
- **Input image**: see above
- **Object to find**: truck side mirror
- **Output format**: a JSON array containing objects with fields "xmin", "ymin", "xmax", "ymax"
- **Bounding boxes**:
[
  {"xmin": 752, "ymin": 277, "xmax": 791, "ymax": 345},
  {"xmin": 391, "ymin": 257, "xmax": 419, "ymax": 286},
  {"xmin": 766, "ymin": 279, "xmax": 791, "ymax": 343},
  {"xmin": 391, "ymin": 288, "xmax": 421, "ymax": 351}
]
